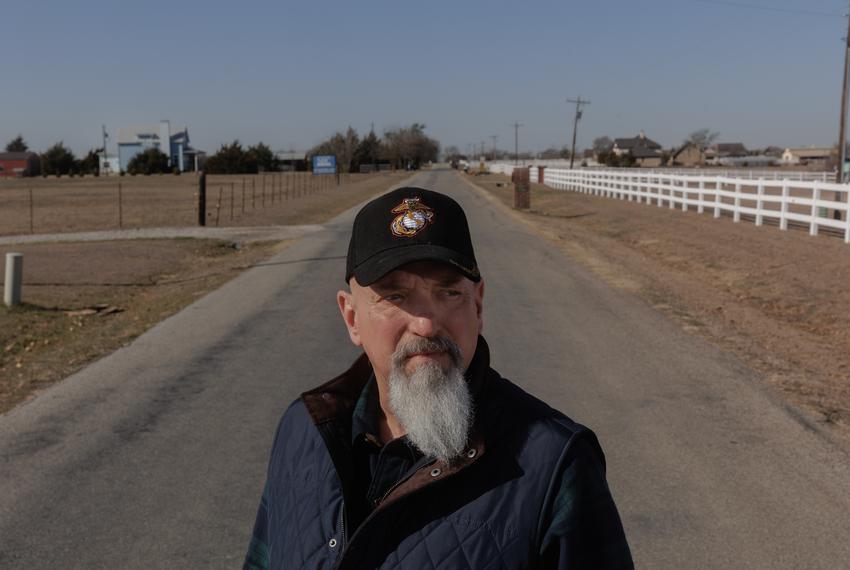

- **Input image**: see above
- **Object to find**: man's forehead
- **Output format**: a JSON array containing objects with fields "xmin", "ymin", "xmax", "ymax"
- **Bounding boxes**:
[{"xmin": 371, "ymin": 262, "xmax": 469, "ymax": 288}]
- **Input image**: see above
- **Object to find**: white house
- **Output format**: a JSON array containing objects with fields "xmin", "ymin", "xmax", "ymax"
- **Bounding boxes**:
[{"xmin": 116, "ymin": 120, "xmax": 203, "ymax": 172}]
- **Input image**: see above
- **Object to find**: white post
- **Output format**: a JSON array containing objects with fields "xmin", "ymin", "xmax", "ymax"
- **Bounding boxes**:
[
  {"xmin": 669, "ymin": 177, "xmax": 676, "ymax": 210},
  {"xmin": 845, "ymin": 188, "xmax": 850, "ymax": 243},
  {"xmin": 4, "ymin": 253, "xmax": 23, "ymax": 307},
  {"xmin": 682, "ymin": 177, "xmax": 688, "ymax": 212},
  {"xmin": 698, "ymin": 178, "xmax": 705, "ymax": 214},
  {"xmin": 755, "ymin": 178, "xmax": 764, "ymax": 226},
  {"xmin": 656, "ymin": 176, "xmax": 663, "ymax": 207},
  {"xmin": 733, "ymin": 181, "xmax": 742, "ymax": 223},
  {"xmin": 714, "ymin": 177, "xmax": 722, "ymax": 218},
  {"xmin": 780, "ymin": 181, "xmax": 790, "ymax": 231},
  {"xmin": 810, "ymin": 182, "xmax": 820, "ymax": 236}
]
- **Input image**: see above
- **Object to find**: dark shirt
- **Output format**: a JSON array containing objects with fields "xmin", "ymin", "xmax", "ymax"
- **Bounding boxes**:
[{"xmin": 349, "ymin": 376, "xmax": 427, "ymax": 531}]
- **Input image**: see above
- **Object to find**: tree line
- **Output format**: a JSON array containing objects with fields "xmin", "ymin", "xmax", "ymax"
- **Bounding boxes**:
[
  {"xmin": 4, "ymin": 135, "xmax": 102, "ymax": 176},
  {"xmin": 308, "ymin": 124, "xmax": 439, "ymax": 173},
  {"xmin": 201, "ymin": 123, "xmax": 439, "ymax": 175},
  {"xmin": 3, "ymin": 134, "xmax": 176, "ymax": 176}
]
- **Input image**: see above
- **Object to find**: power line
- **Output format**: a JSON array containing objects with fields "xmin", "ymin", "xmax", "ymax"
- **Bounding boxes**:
[{"xmin": 692, "ymin": 0, "xmax": 842, "ymax": 18}]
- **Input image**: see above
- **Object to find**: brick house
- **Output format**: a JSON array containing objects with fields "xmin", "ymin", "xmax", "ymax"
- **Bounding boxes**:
[
  {"xmin": 0, "ymin": 152, "xmax": 40, "ymax": 177},
  {"xmin": 672, "ymin": 142, "xmax": 703, "ymax": 167}
]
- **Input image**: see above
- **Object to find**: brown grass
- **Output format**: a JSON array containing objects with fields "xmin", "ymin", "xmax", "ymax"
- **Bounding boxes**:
[{"xmin": 0, "ymin": 172, "xmax": 401, "ymax": 235}]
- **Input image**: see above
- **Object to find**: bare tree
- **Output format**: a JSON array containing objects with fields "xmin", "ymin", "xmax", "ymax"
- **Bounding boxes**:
[
  {"xmin": 685, "ymin": 128, "xmax": 719, "ymax": 151},
  {"xmin": 592, "ymin": 136, "xmax": 613, "ymax": 155}
]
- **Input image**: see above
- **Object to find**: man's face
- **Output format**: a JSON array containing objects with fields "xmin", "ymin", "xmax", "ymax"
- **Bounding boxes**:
[{"xmin": 337, "ymin": 261, "xmax": 484, "ymax": 383}]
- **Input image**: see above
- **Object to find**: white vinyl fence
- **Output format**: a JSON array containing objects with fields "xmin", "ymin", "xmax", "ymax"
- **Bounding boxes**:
[
  {"xmin": 488, "ymin": 165, "xmax": 850, "ymax": 244},
  {"xmin": 491, "ymin": 162, "xmax": 834, "ymax": 182}
]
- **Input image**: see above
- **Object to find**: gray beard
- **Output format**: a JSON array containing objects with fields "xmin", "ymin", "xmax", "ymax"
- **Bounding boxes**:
[{"xmin": 388, "ymin": 337, "xmax": 473, "ymax": 464}]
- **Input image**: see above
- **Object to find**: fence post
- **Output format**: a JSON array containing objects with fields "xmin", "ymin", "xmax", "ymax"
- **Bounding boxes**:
[
  {"xmin": 844, "ymin": 188, "xmax": 850, "ymax": 243},
  {"xmin": 698, "ymin": 178, "xmax": 705, "ymax": 214},
  {"xmin": 198, "ymin": 172, "xmax": 206, "ymax": 226},
  {"xmin": 681, "ymin": 177, "xmax": 689, "ymax": 212},
  {"xmin": 714, "ymin": 177, "xmax": 722, "ymax": 219},
  {"xmin": 118, "ymin": 182, "xmax": 123, "ymax": 228},
  {"xmin": 656, "ymin": 175, "xmax": 663, "ymax": 208},
  {"xmin": 28, "ymin": 185, "xmax": 34, "ymax": 233},
  {"xmin": 810, "ymin": 182, "xmax": 820, "ymax": 236},
  {"xmin": 755, "ymin": 178, "xmax": 764, "ymax": 226},
  {"xmin": 669, "ymin": 177, "xmax": 676, "ymax": 210},
  {"xmin": 4, "ymin": 253, "xmax": 23, "ymax": 307},
  {"xmin": 230, "ymin": 183, "xmax": 235, "ymax": 220},
  {"xmin": 733, "ymin": 181, "xmax": 742, "ymax": 222},
  {"xmin": 780, "ymin": 180, "xmax": 790, "ymax": 230}
]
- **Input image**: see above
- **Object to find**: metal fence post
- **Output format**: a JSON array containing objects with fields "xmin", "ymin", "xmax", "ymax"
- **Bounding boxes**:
[{"xmin": 198, "ymin": 172, "xmax": 206, "ymax": 226}]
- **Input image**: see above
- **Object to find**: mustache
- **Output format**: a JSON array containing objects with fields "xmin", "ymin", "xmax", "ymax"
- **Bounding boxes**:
[{"xmin": 391, "ymin": 336, "xmax": 462, "ymax": 369}]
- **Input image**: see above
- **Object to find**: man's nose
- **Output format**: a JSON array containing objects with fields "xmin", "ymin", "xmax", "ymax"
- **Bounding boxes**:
[{"xmin": 407, "ymin": 300, "xmax": 441, "ymax": 337}]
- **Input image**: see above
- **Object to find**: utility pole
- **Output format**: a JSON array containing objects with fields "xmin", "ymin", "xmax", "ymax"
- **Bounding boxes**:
[
  {"xmin": 489, "ymin": 135, "xmax": 498, "ymax": 161},
  {"xmin": 510, "ymin": 122, "xmax": 524, "ymax": 165},
  {"xmin": 837, "ymin": 7, "xmax": 850, "ymax": 187},
  {"xmin": 101, "ymin": 125, "xmax": 109, "ymax": 175},
  {"xmin": 567, "ymin": 96, "xmax": 591, "ymax": 169},
  {"xmin": 481, "ymin": 140, "xmax": 486, "ymax": 159}
]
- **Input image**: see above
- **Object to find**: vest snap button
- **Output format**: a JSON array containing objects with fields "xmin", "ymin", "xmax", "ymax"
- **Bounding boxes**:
[
  {"xmin": 466, "ymin": 448, "xmax": 477, "ymax": 458},
  {"xmin": 430, "ymin": 468, "xmax": 441, "ymax": 477},
  {"xmin": 329, "ymin": 538, "xmax": 338, "ymax": 548}
]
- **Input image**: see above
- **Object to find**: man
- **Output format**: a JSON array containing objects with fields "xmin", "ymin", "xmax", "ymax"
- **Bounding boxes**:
[{"xmin": 245, "ymin": 187, "xmax": 632, "ymax": 569}]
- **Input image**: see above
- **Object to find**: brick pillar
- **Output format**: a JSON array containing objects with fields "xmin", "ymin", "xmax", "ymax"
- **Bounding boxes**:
[{"xmin": 512, "ymin": 167, "xmax": 530, "ymax": 209}]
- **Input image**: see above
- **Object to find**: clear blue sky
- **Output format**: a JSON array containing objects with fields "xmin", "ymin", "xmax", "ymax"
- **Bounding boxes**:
[{"xmin": 2, "ymin": 0, "xmax": 848, "ymax": 157}]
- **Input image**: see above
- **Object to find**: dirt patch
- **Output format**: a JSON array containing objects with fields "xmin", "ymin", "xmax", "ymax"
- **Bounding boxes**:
[
  {"xmin": 467, "ymin": 172, "xmax": 850, "ymax": 439},
  {"xmin": 0, "ymin": 239, "xmax": 286, "ymax": 414},
  {"xmin": 0, "ymin": 172, "xmax": 406, "ymax": 413}
]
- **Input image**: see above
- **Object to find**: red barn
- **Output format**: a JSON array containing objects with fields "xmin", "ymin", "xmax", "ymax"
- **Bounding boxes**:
[{"xmin": 0, "ymin": 152, "xmax": 40, "ymax": 177}]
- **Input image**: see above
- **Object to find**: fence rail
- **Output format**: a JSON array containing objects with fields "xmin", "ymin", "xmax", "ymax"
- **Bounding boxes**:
[
  {"xmin": 489, "ymin": 162, "xmax": 835, "ymax": 182},
  {"xmin": 488, "ymin": 165, "xmax": 850, "ymax": 244}
]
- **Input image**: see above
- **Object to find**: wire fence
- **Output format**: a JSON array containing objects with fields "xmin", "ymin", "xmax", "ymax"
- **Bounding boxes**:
[{"xmin": 0, "ymin": 171, "xmax": 373, "ymax": 236}]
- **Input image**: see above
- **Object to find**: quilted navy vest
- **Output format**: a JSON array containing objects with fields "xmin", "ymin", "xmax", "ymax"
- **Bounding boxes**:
[{"xmin": 261, "ymin": 339, "xmax": 602, "ymax": 569}]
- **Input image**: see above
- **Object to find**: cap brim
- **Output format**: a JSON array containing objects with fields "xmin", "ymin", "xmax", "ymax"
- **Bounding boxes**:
[{"xmin": 350, "ymin": 244, "xmax": 480, "ymax": 286}]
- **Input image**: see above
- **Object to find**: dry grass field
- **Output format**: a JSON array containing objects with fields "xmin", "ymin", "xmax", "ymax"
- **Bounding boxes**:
[{"xmin": 0, "ymin": 171, "xmax": 393, "ymax": 235}]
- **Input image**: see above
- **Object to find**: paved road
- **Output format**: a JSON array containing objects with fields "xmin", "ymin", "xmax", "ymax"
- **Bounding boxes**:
[{"xmin": 2, "ymin": 169, "xmax": 849, "ymax": 568}]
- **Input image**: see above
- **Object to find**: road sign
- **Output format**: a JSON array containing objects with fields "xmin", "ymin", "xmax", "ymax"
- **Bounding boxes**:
[{"xmin": 312, "ymin": 155, "xmax": 336, "ymax": 175}]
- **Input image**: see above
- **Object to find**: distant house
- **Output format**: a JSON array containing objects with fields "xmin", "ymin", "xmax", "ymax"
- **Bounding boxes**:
[
  {"xmin": 612, "ymin": 131, "xmax": 662, "ymax": 157},
  {"xmin": 781, "ymin": 147, "xmax": 834, "ymax": 166},
  {"xmin": 117, "ymin": 120, "xmax": 204, "ymax": 172},
  {"xmin": 672, "ymin": 142, "xmax": 703, "ymax": 167},
  {"xmin": 0, "ymin": 151, "xmax": 40, "ymax": 178},
  {"xmin": 631, "ymin": 146, "xmax": 663, "ymax": 167}
]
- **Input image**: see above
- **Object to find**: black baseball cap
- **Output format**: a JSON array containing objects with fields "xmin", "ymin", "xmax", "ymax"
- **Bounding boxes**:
[{"xmin": 345, "ymin": 187, "xmax": 480, "ymax": 285}]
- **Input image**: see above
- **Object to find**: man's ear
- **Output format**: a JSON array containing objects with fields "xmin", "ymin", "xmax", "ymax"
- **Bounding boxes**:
[
  {"xmin": 474, "ymin": 279, "xmax": 484, "ymax": 334},
  {"xmin": 337, "ymin": 289, "xmax": 362, "ymax": 347}
]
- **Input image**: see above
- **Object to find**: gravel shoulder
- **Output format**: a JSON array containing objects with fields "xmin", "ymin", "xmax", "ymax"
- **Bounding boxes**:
[{"xmin": 464, "ymin": 171, "xmax": 850, "ymax": 441}]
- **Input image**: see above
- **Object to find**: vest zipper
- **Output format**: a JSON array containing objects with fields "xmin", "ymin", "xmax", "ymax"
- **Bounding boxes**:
[{"xmin": 333, "ymin": 461, "xmax": 436, "ymax": 568}]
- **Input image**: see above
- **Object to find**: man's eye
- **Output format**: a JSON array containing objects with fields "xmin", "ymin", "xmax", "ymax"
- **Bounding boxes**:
[
  {"xmin": 383, "ymin": 293, "xmax": 404, "ymax": 302},
  {"xmin": 443, "ymin": 289, "xmax": 462, "ymax": 297}
]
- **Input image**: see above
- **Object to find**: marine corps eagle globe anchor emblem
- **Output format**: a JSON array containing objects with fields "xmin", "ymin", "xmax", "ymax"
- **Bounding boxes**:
[{"xmin": 390, "ymin": 197, "xmax": 435, "ymax": 237}]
